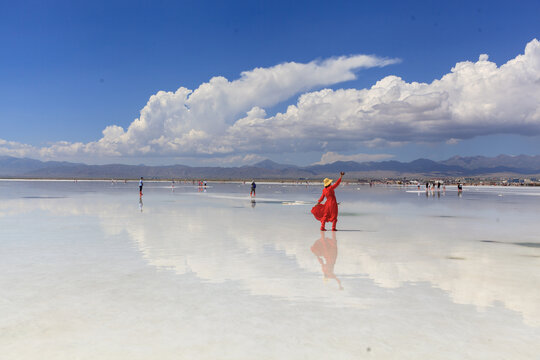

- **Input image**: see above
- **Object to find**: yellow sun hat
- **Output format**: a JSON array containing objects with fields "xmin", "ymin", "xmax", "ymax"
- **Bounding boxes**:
[{"xmin": 323, "ymin": 178, "xmax": 333, "ymax": 187}]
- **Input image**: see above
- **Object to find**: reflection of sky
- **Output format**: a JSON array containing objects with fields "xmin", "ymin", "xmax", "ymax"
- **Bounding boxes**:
[{"xmin": 1, "ymin": 181, "xmax": 540, "ymax": 359}]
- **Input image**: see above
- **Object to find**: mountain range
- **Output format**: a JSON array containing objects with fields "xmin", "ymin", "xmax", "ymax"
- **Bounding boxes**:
[{"xmin": 1, "ymin": 155, "xmax": 540, "ymax": 179}]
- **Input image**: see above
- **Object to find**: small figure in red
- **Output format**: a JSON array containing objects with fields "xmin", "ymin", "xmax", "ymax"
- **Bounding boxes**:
[{"xmin": 311, "ymin": 172, "xmax": 344, "ymax": 231}]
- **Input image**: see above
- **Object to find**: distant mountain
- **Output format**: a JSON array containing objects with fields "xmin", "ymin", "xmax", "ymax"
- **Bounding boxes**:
[
  {"xmin": 304, "ymin": 159, "xmax": 465, "ymax": 175},
  {"xmin": 0, "ymin": 156, "xmax": 44, "ymax": 174},
  {"xmin": 441, "ymin": 155, "xmax": 540, "ymax": 170},
  {"xmin": 0, "ymin": 156, "xmax": 86, "ymax": 176},
  {"xmin": 1, "ymin": 155, "xmax": 540, "ymax": 179}
]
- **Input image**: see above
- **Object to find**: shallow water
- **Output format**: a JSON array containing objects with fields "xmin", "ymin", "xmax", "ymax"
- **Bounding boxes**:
[{"xmin": 1, "ymin": 180, "xmax": 539, "ymax": 359}]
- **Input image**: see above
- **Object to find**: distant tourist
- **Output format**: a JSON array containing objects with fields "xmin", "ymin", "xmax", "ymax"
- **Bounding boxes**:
[
  {"xmin": 139, "ymin": 177, "xmax": 144, "ymax": 197},
  {"xmin": 250, "ymin": 181, "xmax": 256, "ymax": 197},
  {"xmin": 311, "ymin": 172, "xmax": 345, "ymax": 231}
]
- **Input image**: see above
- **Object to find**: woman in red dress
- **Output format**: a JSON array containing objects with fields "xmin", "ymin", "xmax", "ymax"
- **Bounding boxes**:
[{"xmin": 312, "ymin": 172, "xmax": 344, "ymax": 231}]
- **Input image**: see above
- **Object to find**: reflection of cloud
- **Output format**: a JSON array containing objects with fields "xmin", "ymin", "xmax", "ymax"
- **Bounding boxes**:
[
  {"xmin": 127, "ymin": 206, "xmax": 363, "ymax": 307},
  {"xmin": 323, "ymin": 201, "xmax": 540, "ymax": 327},
  {"xmin": 340, "ymin": 236, "xmax": 540, "ymax": 326},
  {"xmin": 2, "ymin": 189, "xmax": 540, "ymax": 326}
]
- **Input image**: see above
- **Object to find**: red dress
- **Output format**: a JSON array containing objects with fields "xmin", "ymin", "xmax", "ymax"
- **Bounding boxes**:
[{"xmin": 311, "ymin": 177, "xmax": 341, "ymax": 223}]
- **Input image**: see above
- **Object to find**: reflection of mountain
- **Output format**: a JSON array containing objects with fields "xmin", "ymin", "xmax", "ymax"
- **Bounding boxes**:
[{"xmin": 2, "ymin": 190, "xmax": 540, "ymax": 326}]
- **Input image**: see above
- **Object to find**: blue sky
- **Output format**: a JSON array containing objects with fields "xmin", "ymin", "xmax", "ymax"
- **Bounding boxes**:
[{"xmin": 1, "ymin": 0, "xmax": 539, "ymax": 165}]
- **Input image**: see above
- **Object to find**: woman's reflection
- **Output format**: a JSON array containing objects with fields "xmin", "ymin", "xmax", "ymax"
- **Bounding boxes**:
[
  {"xmin": 139, "ymin": 197, "xmax": 143, "ymax": 212},
  {"xmin": 311, "ymin": 231, "xmax": 343, "ymax": 290}
]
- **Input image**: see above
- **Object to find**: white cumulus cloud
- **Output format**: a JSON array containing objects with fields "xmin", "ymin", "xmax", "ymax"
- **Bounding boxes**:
[
  {"xmin": 314, "ymin": 152, "xmax": 395, "ymax": 165},
  {"xmin": 2, "ymin": 39, "xmax": 540, "ymax": 164},
  {"xmin": 223, "ymin": 39, "xmax": 540, "ymax": 154},
  {"xmin": 0, "ymin": 54, "xmax": 395, "ymax": 162}
]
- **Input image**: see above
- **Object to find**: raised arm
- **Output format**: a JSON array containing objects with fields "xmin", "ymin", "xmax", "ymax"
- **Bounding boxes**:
[{"xmin": 330, "ymin": 172, "xmax": 345, "ymax": 190}]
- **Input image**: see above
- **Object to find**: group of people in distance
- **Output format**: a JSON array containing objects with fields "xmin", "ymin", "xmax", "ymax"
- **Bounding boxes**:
[
  {"xmin": 418, "ymin": 181, "xmax": 464, "ymax": 194},
  {"xmin": 421, "ymin": 181, "xmax": 445, "ymax": 191}
]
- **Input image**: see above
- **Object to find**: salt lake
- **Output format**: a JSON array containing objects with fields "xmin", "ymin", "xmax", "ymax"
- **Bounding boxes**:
[{"xmin": 1, "ymin": 180, "xmax": 539, "ymax": 359}]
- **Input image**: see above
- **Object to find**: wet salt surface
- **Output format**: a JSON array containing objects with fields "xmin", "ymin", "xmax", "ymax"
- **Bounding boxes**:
[{"xmin": 1, "ymin": 180, "xmax": 539, "ymax": 359}]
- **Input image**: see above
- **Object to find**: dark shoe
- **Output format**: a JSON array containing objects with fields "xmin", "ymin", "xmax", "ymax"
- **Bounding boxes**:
[{"xmin": 332, "ymin": 228, "xmax": 337, "ymax": 231}]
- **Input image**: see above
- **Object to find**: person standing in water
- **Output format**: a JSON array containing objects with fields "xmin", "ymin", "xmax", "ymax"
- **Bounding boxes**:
[
  {"xmin": 139, "ymin": 177, "xmax": 144, "ymax": 197},
  {"xmin": 312, "ymin": 172, "xmax": 344, "ymax": 231},
  {"xmin": 250, "ymin": 181, "xmax": 256, "ymax": 197}
]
